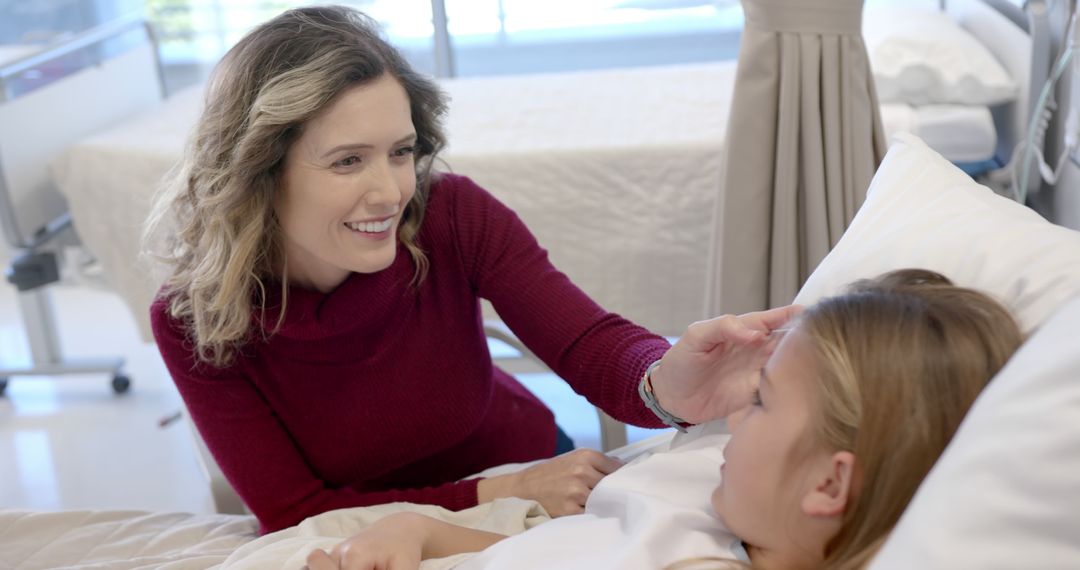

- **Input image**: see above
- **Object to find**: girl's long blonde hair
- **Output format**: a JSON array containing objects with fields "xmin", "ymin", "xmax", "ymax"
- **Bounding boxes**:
[
  {"xmin": 805, "ymin": 268, "xmax": 1022, "ymax": 568},
  {"xmin": 672, "ymin": 268, "xmax": 1023, "ymax": 570},
  {"xmin": 144, "ymin": 6, "xmax": 448, "ymax": 367}
]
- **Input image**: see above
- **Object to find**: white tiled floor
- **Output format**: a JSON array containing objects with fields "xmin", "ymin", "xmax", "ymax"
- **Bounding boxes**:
[
  {"xmin": 0, "ymin": 283, "xmax": 215, "ymax": 513},
  {"xmin": 0, "ymin": 278, "xmax": 664, "ymax": 515}
]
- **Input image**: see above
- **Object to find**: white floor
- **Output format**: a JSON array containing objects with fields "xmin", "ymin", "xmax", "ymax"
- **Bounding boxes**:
[{"xmin": 0, "ymin": 278, "xmax": 664, "ymax": 515}]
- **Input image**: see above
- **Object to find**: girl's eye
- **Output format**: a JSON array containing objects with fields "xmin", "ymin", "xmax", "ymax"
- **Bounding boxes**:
[
  {"xmin": 393, "ymin": 145, "xmax": 417, "ymax": 158},
  {"xmin": 333, "ymin": 155, "xmax": 361, "ymax": 168},
  {"xmin": 750, "ymin": 388, "xmax": 763, "ymax": 407}
]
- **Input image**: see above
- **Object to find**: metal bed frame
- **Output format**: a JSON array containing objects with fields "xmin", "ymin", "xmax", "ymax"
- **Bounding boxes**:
[{"xmin": 945, "ymin": 0, "xmax": 1056, "ymax": 190}]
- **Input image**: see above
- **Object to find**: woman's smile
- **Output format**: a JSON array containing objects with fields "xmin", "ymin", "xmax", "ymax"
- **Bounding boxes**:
[{"xmin": 344, "ymin": 215, "xmax": 396, "ymax": 240}]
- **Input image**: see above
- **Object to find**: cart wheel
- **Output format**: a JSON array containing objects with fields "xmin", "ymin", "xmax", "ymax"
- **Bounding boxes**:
[
  {"xmin": 111, "ymin": 374, "xmax": 131, "ymax": 394},
  {"xmin": 0, "ymin": 377, "xmax": 7, "ymax": 397}
]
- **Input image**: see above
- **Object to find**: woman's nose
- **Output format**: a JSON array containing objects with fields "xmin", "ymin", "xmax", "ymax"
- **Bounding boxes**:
[{"xmin": 364, "ymin": 159, "xmax": 402, "ymax": 207}]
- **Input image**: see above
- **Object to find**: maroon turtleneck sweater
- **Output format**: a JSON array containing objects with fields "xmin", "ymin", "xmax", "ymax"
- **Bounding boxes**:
[{"xmin": 152, "ymin": 173, "xmax": 670, "ymax": 534}]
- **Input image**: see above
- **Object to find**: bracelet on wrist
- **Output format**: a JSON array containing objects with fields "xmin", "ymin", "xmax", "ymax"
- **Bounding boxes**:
[{"xmin": 638, "ymin": 360, "xmax": 691, "ymax": 433}]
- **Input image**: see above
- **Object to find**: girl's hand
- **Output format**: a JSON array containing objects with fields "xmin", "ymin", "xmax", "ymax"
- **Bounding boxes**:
[
  {"xmin": 477, "ymin": 448, "xmax": 624, "ymax": 516},
  {"xmin": 650, "ymin": 305, "xmax": 802, "ymax": 423},
  {"xmin": 305, "ymin": 512, "xmax": 424, "ymax": 570},
  {"xmin": 305, "ymin": 513, "xmax": 508, "ymax": 570}
]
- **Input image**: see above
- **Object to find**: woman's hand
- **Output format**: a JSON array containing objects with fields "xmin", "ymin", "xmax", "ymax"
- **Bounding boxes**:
[
  {"xmin": 477, "ymin": 449, "xmax": 624, "ymax": 517},
  {"xmin": 305, "ymin": 512, "xmax": 424, "ymax": 570},
  {"xmin": 650, "ymin": 305, "xmax": 802, "ymax": 424}
]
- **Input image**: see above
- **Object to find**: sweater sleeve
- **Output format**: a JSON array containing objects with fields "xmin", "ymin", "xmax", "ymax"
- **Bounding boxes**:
[
  {"xmin": 445, "ymin": 176, "xmax": 671, "ymax": 427},
  {"xmin": 150, "ymin": 298, "xmax": 480, "ymax": 534}
]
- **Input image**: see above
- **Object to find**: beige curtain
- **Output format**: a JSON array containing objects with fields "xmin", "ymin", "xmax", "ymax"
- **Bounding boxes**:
[{"xmin": 706, "ymin": 0, "xmax": 888, "ymax": 316}]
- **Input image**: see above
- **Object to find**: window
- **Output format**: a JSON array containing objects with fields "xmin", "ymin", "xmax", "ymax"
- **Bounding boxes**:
[
  {"xmin": 143, "ymin": 0, "xmax": 741, "ymax": 83},
  {"xmin": 445, "ymin": 0, "xmax": 743, "ymax": 76},
  {"xmin": 146, "ymin": 0, "xmax": 434, "ymax": 70},
  {"xmin": 3, "ymin": 0, "xmax": 745, "ymax": 88}
]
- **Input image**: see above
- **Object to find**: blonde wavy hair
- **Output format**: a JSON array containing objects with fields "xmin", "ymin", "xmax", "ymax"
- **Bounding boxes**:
[
  {"xmin": 671, "ymin": 268, "xmax": 1023, "ymax": 570},
  {"xmin": 144, "ymin": 6, "xmax": 448, "ymax": 367}
]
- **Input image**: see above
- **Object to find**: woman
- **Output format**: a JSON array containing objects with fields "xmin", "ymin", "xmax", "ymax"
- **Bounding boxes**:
[
  {"xmin": 146, "ymin": 5, "xmax": 796, "ymax": 534},
  {"xmin": 305, "ymin": 269, "xmax": 1023, "ymax": 569}
]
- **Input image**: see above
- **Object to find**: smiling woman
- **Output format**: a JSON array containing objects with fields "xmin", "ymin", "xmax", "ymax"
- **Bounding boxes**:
[
  {"xmin": 145, "ymin": 6, "xmax": 446, "ymax": 368},
  {"xmin": 142, "ymin": 4, "xmax": 801, "ymax": 536}
]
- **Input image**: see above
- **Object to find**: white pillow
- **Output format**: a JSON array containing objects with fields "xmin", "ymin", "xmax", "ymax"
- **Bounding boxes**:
[
  {"xmin": 863, "ymin": 7, "xmax": 1017, "ymax": 106},
  {"xmin": 794, "ymin": 133, "xmax": 1080, "ymax": 334},
  {"xmin": 869, "ymin": 294, "xmax": 1080, "ymax": 569},
  {"xmin": 792, "ymin": 133, "xmax": 1080, "ymax": 568}
]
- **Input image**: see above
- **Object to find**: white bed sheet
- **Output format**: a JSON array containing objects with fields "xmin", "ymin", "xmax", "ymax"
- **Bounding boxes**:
[
  {"xmin": 51, "ymin": 60, "xmax": 999, "ymax": 342},
  {"xmin": 457, "ymin": 426, "xmax": 734, "ymax": 570},
  {"xmin": 880, "ymin": 103, "xmax": 997, "ymax": 163}
]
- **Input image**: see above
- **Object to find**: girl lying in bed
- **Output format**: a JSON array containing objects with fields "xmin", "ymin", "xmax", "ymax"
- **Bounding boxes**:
[{"xmin": 305, "ymin": 269, "xmax": 1022, "ymax": 570}]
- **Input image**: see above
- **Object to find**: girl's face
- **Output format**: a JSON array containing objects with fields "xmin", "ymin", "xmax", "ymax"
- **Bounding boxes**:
[
  {"xmin": 276, "ymin": 73, "xmax": 418, "ymax": 293},
  {"xmin": 712, "ymin": 328, "xmax": 853, "ymax": 567}
]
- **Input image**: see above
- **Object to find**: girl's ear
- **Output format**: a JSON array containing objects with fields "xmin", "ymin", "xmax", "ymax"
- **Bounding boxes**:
[{"xmin": 800, "ymin": 451, "xmax": 855, "ymax": 518}]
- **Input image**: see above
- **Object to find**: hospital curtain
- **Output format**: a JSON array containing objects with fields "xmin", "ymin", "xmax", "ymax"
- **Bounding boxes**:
[{"xmin": 705, "ymin": 0, "xmax": 887, "ymax": 316}]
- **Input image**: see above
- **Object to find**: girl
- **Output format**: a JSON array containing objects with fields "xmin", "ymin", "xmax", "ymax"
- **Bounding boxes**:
[{"xmin": 306, "ymin": 269, "xmax": 1023, "ymax": 569}]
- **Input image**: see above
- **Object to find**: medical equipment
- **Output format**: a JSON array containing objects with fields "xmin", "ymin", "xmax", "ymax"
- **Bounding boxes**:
[{"xmin": 1011, "ymin": 0, "xmax": 1080, "ymax": 202}]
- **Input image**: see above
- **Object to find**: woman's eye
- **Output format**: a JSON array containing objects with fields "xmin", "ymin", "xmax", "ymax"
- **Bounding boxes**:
[
  {"xmin": 393, "ymin": 145, "xmax": 416, "ymax": 158},
  {"xmin": 333, "ymin": 156, "xmax": 361, "ymax": 168}
]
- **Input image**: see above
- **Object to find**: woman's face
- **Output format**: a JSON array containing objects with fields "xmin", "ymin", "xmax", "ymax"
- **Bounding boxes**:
[
  {"xmin": 711, "ymin": 328, "xmax": 827, "ymax": 555},
  {"xmin": 276, "ymin": 73, "xmax": 418, "ymax": 292}
]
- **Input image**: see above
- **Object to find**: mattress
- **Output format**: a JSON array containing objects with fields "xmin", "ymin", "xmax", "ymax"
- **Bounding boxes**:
[{"xmin": 880, "ymin": 103, "xmax": 997, "ymax": 163}]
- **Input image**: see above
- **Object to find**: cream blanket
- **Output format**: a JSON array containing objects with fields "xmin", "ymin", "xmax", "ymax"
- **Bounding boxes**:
[
  {"xmin": 0, "ymin": 500, "xmax": 546, "ymax": 570},
  {"xmin": 0, "ymin": 509, "xmax": 256, "ymax": 569}
]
